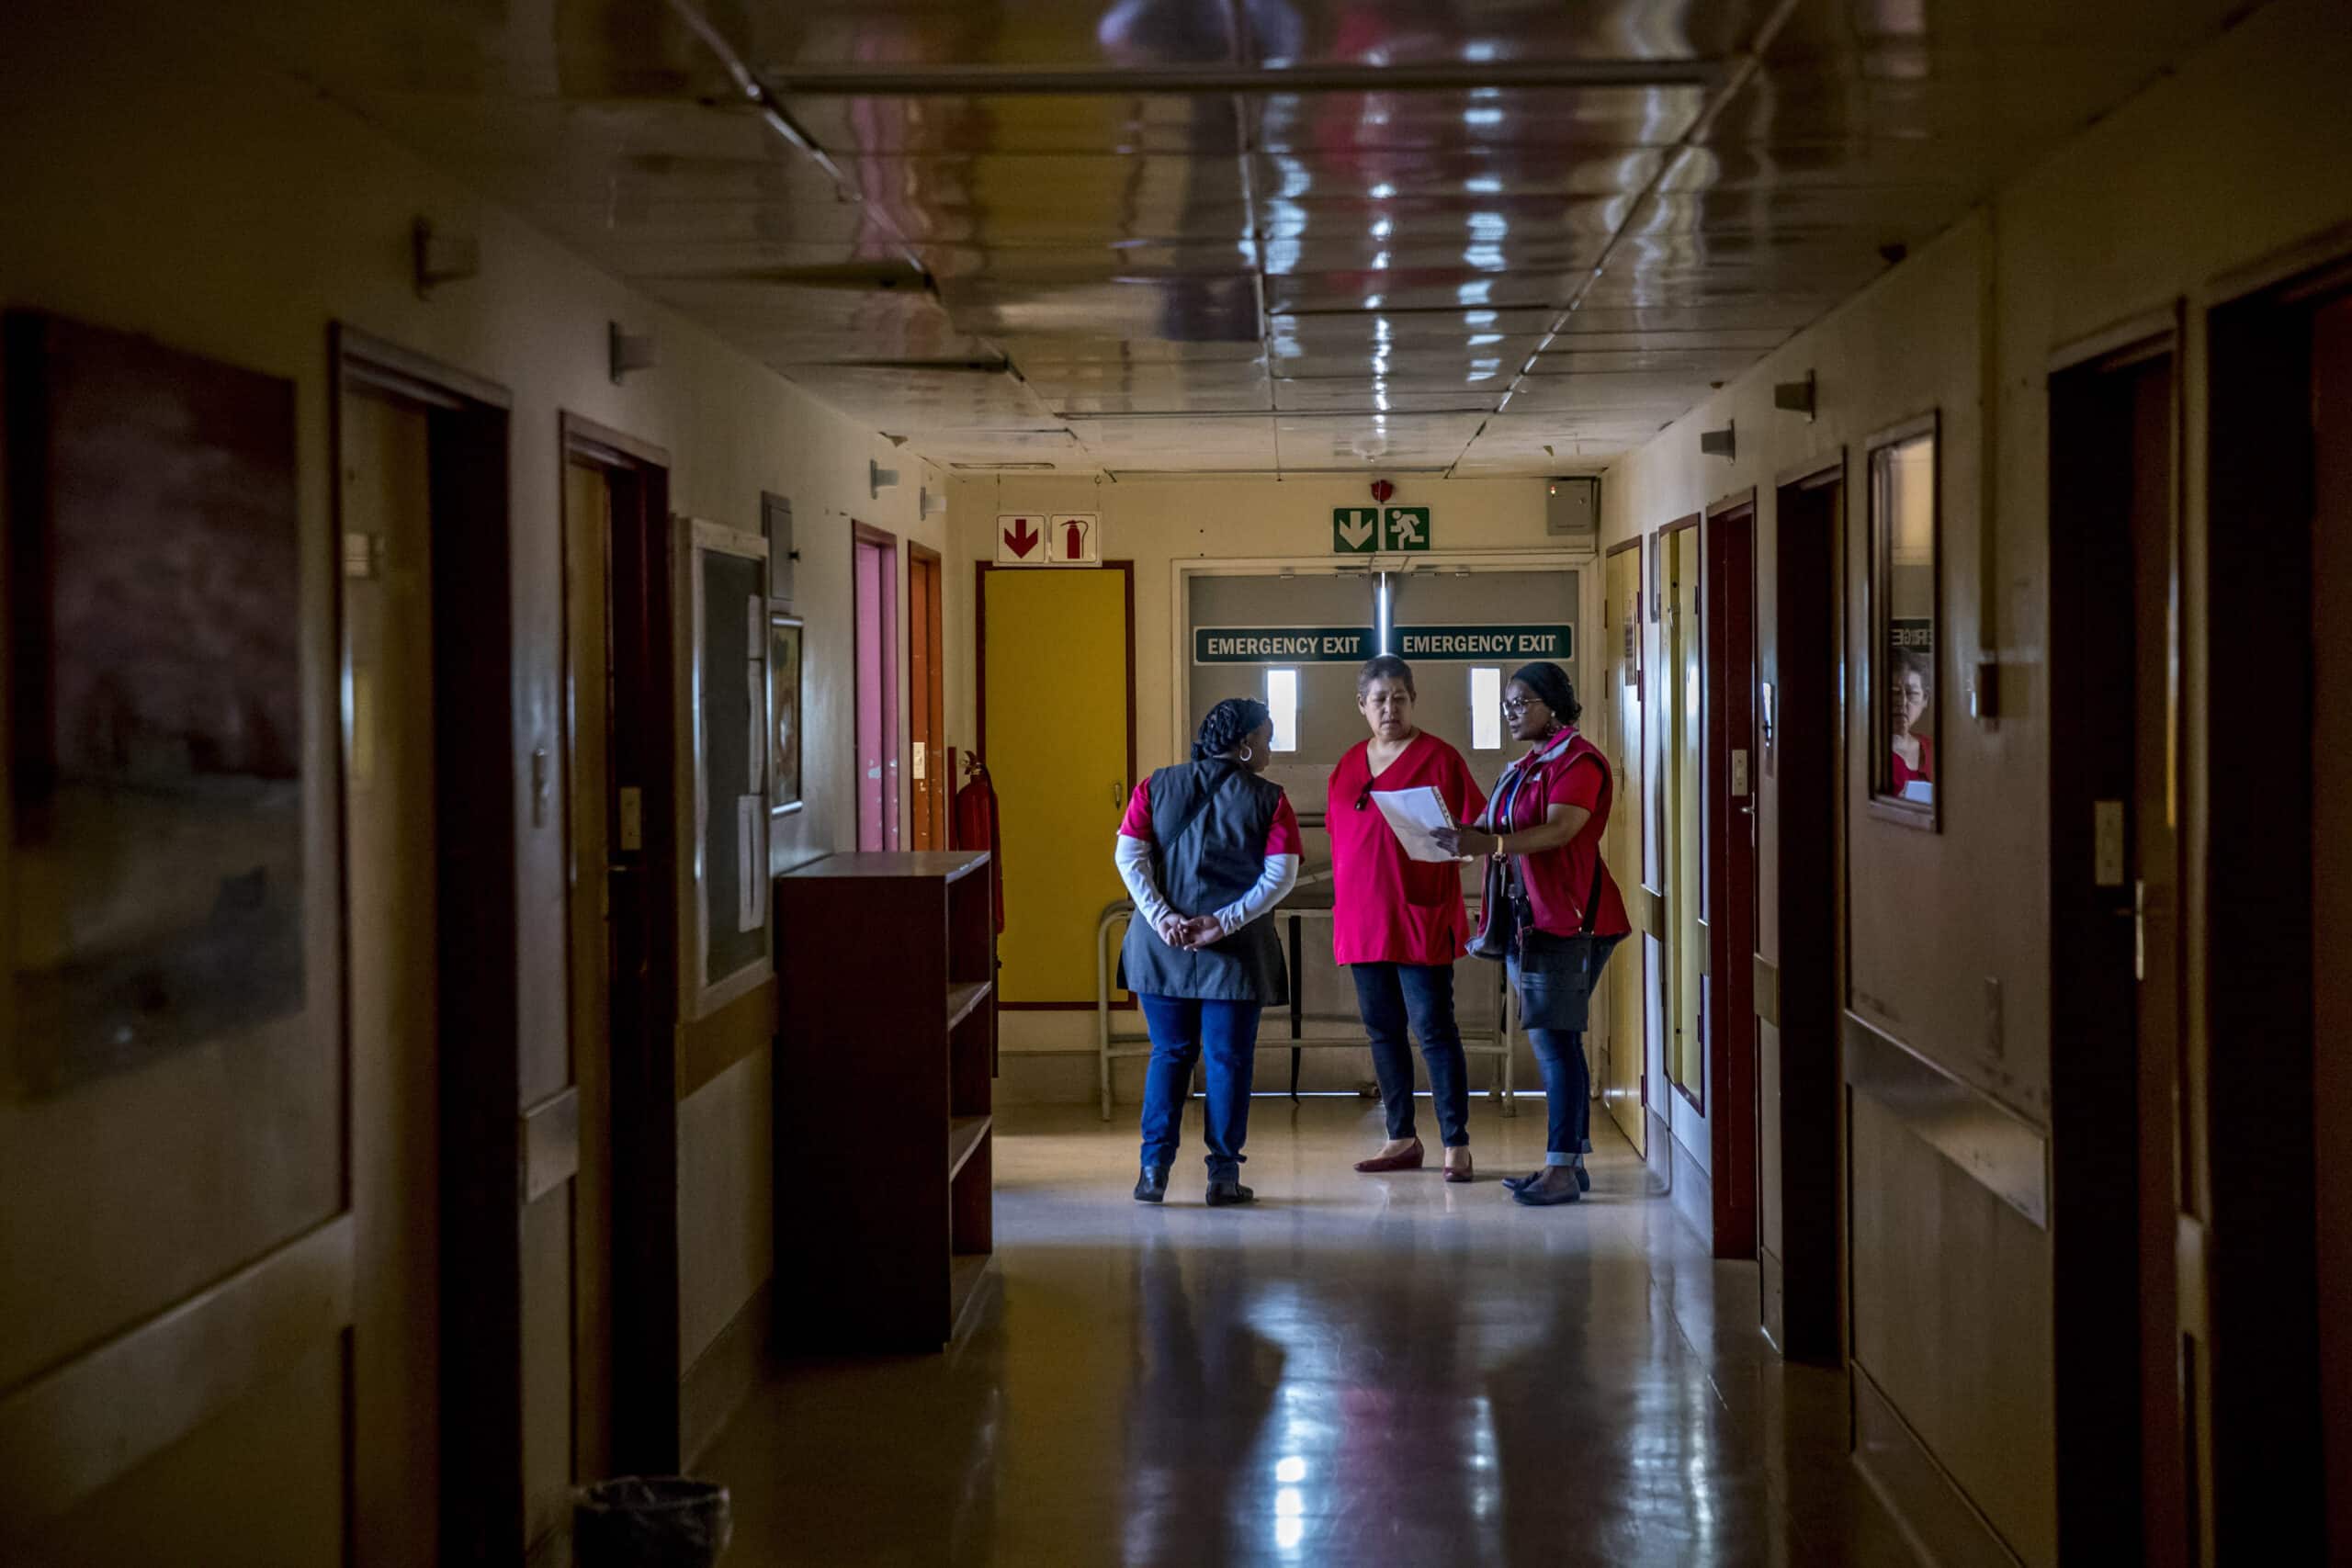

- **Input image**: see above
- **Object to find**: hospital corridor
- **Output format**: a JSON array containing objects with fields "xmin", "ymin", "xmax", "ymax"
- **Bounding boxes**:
[{"xmin": 2, "ymin": 0, "xmax": 2349, "ymax": 1564}]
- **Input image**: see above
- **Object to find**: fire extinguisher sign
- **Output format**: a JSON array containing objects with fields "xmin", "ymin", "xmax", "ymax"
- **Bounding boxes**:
[{"xmin": 996, "ymin": 513, "xmax": 1101, "ymax": 567}]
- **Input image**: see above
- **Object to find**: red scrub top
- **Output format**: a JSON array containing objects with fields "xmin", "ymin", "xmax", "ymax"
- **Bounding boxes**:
[
  {"xmin": 1120, "ymin": 777, "xmax": 1304, "ymax": 857},
  {"xmin": 1326, "ymin": 732, "xmax": 1488, "ymax": 965},
  {"xmin": 1489, "ymin": 730, "xmax": 1632, "ymax": 940},
  {"xmin": 1890, "ymin": 734, "xmax": 1935, "ymax": 791}
]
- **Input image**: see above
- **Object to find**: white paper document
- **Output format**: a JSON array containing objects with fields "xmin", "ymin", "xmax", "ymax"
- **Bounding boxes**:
[{"xmin": 1370, "ymin": 785, "xmax": 1466, "ymax": 863}]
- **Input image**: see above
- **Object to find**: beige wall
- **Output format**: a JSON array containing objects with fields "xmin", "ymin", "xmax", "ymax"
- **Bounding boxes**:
[
  {"xmin": 945, "ymin": 473, "xmax": 1579, "ymax": 1052},
  {"xmin": 0, "ymin": 0, "xmax": 945, "ymax": 1539},
  {"xmin": 1595, "ymin": 0, "xmax": 2352, "ymax": 1560}
]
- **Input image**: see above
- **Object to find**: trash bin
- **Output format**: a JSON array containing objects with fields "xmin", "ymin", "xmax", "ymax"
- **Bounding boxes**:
[{"xmin": 573, "ymin": 1476, "xmax": 732, "ymax": 1568}]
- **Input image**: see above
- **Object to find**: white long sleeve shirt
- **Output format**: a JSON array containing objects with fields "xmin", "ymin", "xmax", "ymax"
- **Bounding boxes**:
[{"xmin": 1113, "ymin": 776, "xmax": 1302, "ymax": 943}]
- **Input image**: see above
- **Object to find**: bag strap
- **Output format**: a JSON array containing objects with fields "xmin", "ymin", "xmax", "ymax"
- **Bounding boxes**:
[
  {"xmin": 1576, "ymin": 843, "xmax": 1606, "ymax": 936},
  {"xmin": 1152, "ymin": 764, "xmax": 1228, "ymax": 869},
  {"xmin": 1549, "ymin": 746, "xmax": 1608, "ymax": 936}
]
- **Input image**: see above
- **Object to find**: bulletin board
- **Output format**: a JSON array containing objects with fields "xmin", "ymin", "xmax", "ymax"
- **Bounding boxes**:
[{"xmin": 688, "ymin": 517, "xmax": 772, "ymax": 1015}]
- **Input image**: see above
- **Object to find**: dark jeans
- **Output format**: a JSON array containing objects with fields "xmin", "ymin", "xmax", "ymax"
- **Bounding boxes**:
[
  {"xmin": 1350, "ymin": 962, "xmax": 1472, "ymax": 1148},
  {"xmin": 1137, "ymin": 995, "xmax": 1262, "ymax": 1181},
  {"xmin": 1526, "ymin": 1028, "xmax": 1592, "ymax": 1167}
]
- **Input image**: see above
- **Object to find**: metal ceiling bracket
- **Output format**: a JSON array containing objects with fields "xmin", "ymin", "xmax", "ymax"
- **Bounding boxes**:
[
  {"xmin": 1700, "ymin": 423, "xmax": 1736, "ymax": 460},
  {"xmin": 609, "ymin": 323, "xmax": 657, "ymax": 384},
  {"xmin": 412, "ymin": 218, "xmax": 480, "ymax": 299},
  {"xmin": 1773, "ymin": 372, "xmax": 1817, "ymax": 423}
]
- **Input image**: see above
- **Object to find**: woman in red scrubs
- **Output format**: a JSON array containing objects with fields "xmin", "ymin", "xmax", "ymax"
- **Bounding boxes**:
[
  {"xmin": 1327, "ymin": 656, "xmax": 1489, "ymax": 1182},
  {"xmin": 1437, "ymin": 662, "xmax": 1632, "ymax": 1207}
]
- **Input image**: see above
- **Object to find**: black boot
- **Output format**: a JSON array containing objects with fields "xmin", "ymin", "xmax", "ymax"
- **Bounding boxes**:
[
  {"xmin": 1204, "ymin": 1179, "xmax": 1255, "ymax": 1207},
  {"xmin": 1134, "ymin": 1167, "xmax": 1170, "ymax": 1203}
]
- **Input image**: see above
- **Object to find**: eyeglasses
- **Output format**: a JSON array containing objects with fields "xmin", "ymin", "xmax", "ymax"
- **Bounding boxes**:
[
  {"xmin": 1354, "ymin": 784, "xmax": 1372, "ymax": 812},
  {"xmin": 1500, "ymin": 696, "xmax": 1544, "ymax": 715}
]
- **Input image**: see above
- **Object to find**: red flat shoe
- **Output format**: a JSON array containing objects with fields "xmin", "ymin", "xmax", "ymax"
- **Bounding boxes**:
[
  {"xmin": 1354, "ymin": 1140, "xmax": 1425, "ymax": 1173},
  {"xmin": 1443, "ymin": 1152, "xmax": 1473, "ymax": 1184}
]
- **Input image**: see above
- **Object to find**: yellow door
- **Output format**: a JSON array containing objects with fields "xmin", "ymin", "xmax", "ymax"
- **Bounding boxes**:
[
  {"xmin": 1666, "ymin": 527, "xmax": 1706, "ymax": 1103},
  {"xmin": 344, "ymin": 389, "xmax": 441, "ymax": 1568},
  {"xmin": 1599, "ymin": 546, "xmax": 1647, "ymax": 1155},
  {"xmin": 982, "ymin": 567, "xmax": 1132, "ymax": 1004}
]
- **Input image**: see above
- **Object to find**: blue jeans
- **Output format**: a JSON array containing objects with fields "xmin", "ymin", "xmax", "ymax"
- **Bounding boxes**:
[
  {"xmin": 1351, "ymin": 963, "xmax": 1471, "ymax": 1147},
  {"xmin": 1526, "ymin": 1028, "xmax": 1592, "ymax": 1167},
  {"xmin": 1137, "ymin": 996, "xmax": 1262, "ymax": 1181}
]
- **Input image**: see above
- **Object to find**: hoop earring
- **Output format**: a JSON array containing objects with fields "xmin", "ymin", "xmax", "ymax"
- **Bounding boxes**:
[{"xmin": 1238, "ymin": 745, "xmax": 1254, "ymax": 761}]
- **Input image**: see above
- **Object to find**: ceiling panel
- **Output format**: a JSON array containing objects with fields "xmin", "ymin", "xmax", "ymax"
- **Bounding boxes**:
[
  {"xmin": 1275, "ymin": 412, "xmax": 1486, "ymax": 468},
  {"xmin": 771, "ymin": 366, "xmax": 1052, "ymax": 432},
  {"xmin": 782, "ymin": 94, "xmax": 1243, "ymax": 156},
  {"xmin": 1260, "ymin": 146, "xmax": 1677, "ymax": 203},
  {"xmin": 1266, "ymin": 270, "xmax": 1578, "ymax": 315},
  {"xmin": 1252, "ymin": 86, "xmax": 1706, "ymax": 153},
  {"xmin": 639, "ymin": 278, "xmax": 982, "ymax": 362},
  {"xmin": 198, "ymin": 0, "xmax": 2256, "ymax": 474},
  {"xmin": 1270, "ymin": 0, "xmax": 1761, "ymax": 66},
  {"xmin": 1271, "ymin": 381, "xmax": 1499, "ymax": 414},
  {"xmin": 1070, "ymin": 416, "xmax": 1279, "ymax": 470}
]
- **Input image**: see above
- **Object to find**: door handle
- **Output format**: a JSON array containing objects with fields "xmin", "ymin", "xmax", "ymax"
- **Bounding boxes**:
[{"xmin": 2109, "ymin": 879, "xmax": 2145, "ymax": 980}]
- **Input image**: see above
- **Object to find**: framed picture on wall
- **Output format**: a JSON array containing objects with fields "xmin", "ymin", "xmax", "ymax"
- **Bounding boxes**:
[
  {"xmin": 685, "ymin": 517, "xmax": 773, "ymax": 1017},
  {"xmin": 768, "ymin": 613, "xmax": 803, "ymax": 815},
  {"xmin": 4, "ymin": 311, "xmax": 306, "ymax": 1099},
  {"xmin": 1865, "ymin": 411, "xmax": 1940, "ymax": 829}
]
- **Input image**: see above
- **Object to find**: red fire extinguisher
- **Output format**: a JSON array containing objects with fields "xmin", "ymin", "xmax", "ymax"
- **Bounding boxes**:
[{"xmin": 952, "ymin": 753, "xmax": 1005, "ymax": 934}]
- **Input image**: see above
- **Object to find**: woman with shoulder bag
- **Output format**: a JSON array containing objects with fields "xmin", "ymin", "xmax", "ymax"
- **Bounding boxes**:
[
  {"xmin": 1113, "ymin": 698, "xmax": 1303, "ymax": 1206},
  {"xmin": 1433, "ymin": 662, "xmax": 1630, "ymax": 1207}
]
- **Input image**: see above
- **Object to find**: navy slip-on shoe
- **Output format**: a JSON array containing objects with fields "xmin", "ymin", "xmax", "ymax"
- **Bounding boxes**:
[{"xmin": 1511, "ymin": 1179, "xmax": 1584, "ymax": 1207}]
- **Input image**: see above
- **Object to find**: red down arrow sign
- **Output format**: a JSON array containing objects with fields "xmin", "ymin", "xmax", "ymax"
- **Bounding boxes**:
[{"xmin": 999, "ymin": 514, "xmax": 1042, "ymax": 561}]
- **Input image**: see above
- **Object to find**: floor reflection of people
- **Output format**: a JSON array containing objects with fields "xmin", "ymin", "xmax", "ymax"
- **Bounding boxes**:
[
  {"xmin": 1119, "ymin": 1235, "xmax": 1283, "ymax": 1568},
  {"xmin": 1890, "ymin": 650, "xmax": 1934, "ymax": 799}
]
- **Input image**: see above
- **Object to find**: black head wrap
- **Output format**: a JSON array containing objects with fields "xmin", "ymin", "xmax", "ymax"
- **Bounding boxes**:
[
  {"xmin": 1509, "ymin": 661, "xmax": 1582, "ymax": 728},
  {"xmin": 1193, "ymin": 696, "xmax": 1272, "ymax": 761}
]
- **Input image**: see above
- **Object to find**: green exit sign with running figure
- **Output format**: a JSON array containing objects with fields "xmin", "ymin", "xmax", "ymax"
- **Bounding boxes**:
[{"xmin": 1331, "ymin": 506, "xmax": 1433, "ymax": 553}]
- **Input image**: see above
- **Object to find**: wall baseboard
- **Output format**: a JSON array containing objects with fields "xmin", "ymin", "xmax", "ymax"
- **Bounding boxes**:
[
  {"xmin": 1668, "ymin": 1127, "xmax": 1713, "ymax": 1247},
  {"xmin": 1853, "ymin": 1364, "xmax": 2028, "ymax": 1568},
  {"xmin": 680, "ymin": 1278, "xmax": 774, "ymax": 1467}
]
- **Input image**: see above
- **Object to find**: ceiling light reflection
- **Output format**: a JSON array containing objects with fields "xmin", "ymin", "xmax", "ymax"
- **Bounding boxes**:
[{"xmin": 1275, "ymin": 1457, "xmax": 1307, "ymax": 1483}]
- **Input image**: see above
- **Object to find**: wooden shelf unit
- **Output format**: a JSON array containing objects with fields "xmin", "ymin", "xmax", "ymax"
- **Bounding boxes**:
[{"xmin": 774, "ymin": 850, "xmax": 997, "ymax": 1352}]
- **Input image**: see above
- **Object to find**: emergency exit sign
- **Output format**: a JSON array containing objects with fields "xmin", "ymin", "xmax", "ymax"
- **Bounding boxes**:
[
  {"xmin": 1331, "ymin": 506, "xmax": 1433, "ymax": 553},
  {"xmin": 1193, "ymin": 623, "xmax": 1573, "ymax": 664}
]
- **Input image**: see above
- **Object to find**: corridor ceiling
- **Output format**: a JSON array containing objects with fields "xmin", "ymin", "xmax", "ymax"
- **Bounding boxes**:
[{"xmin": 230, "ymin": 0, "xmax": 2245, "ymax": 476}]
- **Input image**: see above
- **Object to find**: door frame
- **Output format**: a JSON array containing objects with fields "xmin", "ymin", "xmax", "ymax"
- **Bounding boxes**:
[
  {"xmin": 1704, "ymin": 489, "xmax": 1761, "ymax": 1261},
  {"xmin": 976, "ymin": 559, "xmax": 1137, "ymax": 1011},
  {"xmin": 1168, "ymin": 548, "xmax": 1602, "ymax": 764},
  {"xmin": 1601, "ymin": 535, "xmax": 1651, "ymax": 1147},
  {"xmin": 1764, "ymin": 453, "xmax": 1848, "ymax": 1361},
  {"xmin": 2045, "ymin": 316, "xmax": 2185, "ymax": 1564},
  {"xmin": 333, "ymin": 325, "xmax": 520, "ymax": 1561},
  {"xmin": 2198, "ymin": 241, "xmax": 2352, "ymax": 1562},
  {"xmin": 908, "ymin": 544, "xmax": 947, "ymax": 850},
  {"xmin": 1655, "ymin": 512, "xmax": 1703, "ymax": 1124},
  {"xmin": 853, "ymin": 521, "xmax": 901, "ymax": 852},
  {"xmin": 557, "ymin": 412, "xmax": 681, "ymax": 1474}
]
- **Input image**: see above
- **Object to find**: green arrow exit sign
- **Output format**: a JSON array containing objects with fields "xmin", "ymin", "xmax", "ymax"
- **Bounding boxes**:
[{"xmin": 1331, "ymin": 506, "xmax": 1433, "ymax": 553}]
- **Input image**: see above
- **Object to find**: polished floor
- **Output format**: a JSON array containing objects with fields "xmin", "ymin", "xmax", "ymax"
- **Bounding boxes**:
[{"xmin": 704, "ymin": 1095, "xmax": 1922, "ymax": 1567}]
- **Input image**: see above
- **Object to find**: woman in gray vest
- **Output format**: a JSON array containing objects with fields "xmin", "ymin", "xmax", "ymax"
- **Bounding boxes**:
[{"xmin": 1113, "ymin": 698, "xmax": 1304, "ymax": 1205}]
